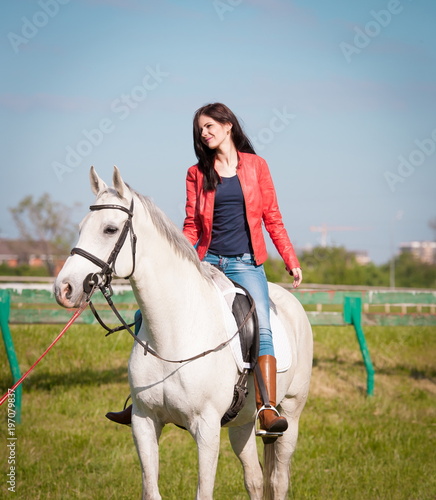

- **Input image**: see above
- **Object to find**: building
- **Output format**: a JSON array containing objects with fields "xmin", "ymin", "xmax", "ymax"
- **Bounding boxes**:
[
  {"xmin": 399, "ymin": 241, "xmax": 436, "ymax": 265},
  {"xmin": 0, "ymin": 239, "xmax": 67, "ymax": 274},
  {"xmin": 351, "ymin": 250, "xmax": 371, "ymax": 266}
]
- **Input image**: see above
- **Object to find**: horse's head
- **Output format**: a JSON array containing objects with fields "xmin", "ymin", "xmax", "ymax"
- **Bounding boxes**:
[{"xmin": 54, "ymin": 166, "xmax": 136, "ymax": 308}]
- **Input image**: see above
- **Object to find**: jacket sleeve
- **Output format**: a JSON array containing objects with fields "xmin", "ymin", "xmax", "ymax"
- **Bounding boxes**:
[
  {"xmin": 182, "ymin": 166, "xmax": 201, "ymax": 246},
  {"xmin": 258, "ymin": 159, "xmax": 301, "ymax": 270}
]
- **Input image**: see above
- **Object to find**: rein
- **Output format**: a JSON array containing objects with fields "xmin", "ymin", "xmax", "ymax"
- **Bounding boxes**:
[
  {"xmin": 73, "ymin": 199, "xmax": 257, "ymax": 364},
  {"xmin": 0, "ymin": 301, "xmax": 89, "ymax": 407},
  {"xmin": 99, "ymin": 281, "xmax": 256, "ymax": 364}
]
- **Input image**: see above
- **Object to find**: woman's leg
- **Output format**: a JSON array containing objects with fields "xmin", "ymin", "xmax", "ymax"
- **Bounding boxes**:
[
  {"xmin": 203, "ymin": 253, "xmax": 287, "ymax": 440},
  {"xmin": 204, "ymin": 253, "xmax": 274, "ymax": 356}
]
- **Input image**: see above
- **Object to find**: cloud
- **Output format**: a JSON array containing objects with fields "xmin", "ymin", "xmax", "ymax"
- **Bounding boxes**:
[
  {"xmin": 244, "ymin": 76, "xmax": 408, "ymax": 114},
  {"xmin": 0, "ymin": 93, "xmax": 104, "ymax": 113},
  {"xmin": 79, "ymin": 0, "xmax": 149, "ymax": 10}
]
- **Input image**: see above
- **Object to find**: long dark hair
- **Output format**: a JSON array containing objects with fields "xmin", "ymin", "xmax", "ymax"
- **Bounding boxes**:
[{"xmin": 193, "ymin": 103, "xmax": 256, "ymax": 191}]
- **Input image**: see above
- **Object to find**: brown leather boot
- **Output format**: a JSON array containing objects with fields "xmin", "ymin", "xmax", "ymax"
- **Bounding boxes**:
[
  {"xmin": 105, "ymin": 404, "xmax": 132, "ymax": 425},
  {"xmin": 255, "ymin": 355, "xmax": 288, "ymax": 442}
]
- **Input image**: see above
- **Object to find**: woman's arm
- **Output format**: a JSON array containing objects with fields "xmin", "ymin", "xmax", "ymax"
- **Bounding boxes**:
[
  {"xmin": 258, "ymin": 159, "xmax": 302, "ymax": 285},
  {"xmin": 182, "ymin": 167, "xmax": 201, "ymax": 246}
]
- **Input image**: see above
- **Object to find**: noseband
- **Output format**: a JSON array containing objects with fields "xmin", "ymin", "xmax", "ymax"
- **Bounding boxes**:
[{"xmin": 71, "ymin": 199, "xmax": 137, "ymax": 292}]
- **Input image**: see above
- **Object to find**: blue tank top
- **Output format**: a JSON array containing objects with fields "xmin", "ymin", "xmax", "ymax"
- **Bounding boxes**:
[{"xmin": 208, "ymin": 175, "xmax": 252, "ymax": 256}]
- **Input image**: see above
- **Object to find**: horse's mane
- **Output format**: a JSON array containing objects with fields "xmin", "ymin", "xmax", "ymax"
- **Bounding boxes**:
[{"xmin": 132, "ymin": 190, "xmax": 213, "ymax": 281}]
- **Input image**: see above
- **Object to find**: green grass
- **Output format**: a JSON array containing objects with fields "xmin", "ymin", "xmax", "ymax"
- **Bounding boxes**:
[{"xmin": 1, "ymin": 323, "xmax": 435, "ymax": 499}]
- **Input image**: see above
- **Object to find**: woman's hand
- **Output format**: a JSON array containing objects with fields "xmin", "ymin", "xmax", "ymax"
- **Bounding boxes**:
[
  {"xmin": 291, "ymin": 268, "xmax": 302, "ymax": 288},
  {"xmin": 286, "ymin": 267, "xmax": 303, "ymax": 288}
]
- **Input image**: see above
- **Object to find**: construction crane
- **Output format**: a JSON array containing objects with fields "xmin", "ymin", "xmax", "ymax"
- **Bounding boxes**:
[{"xmin": 310, "ymin": 224, "xmax": 368, "ymax": 247}]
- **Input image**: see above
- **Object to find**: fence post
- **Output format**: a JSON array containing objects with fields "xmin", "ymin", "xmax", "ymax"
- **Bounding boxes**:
[
  {"xmin": 0, "ymin": 290, "xmax": 22, "ymax": 423},
  {"xmin": 344, "ymin": 296, "xmax": 375, "ymax": 396}
]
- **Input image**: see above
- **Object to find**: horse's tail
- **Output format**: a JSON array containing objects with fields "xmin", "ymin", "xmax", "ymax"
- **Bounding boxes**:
[{"xmin": 262, "ymin": 442, "xmax": 276, "ymax": 500}]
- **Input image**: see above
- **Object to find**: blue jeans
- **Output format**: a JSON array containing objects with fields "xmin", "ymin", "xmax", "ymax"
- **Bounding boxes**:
[{"xmin": 204, "ymin": 252, "xmax": 274, "ymax": 357}]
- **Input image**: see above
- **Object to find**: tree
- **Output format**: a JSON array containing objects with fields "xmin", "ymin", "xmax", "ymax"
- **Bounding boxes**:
[
  {"xmin": 264, "ymin": 245, "xmax": 436, "ymax": 288},
  {"xmin": 265, "ymin": 246, "xmax": 388, "ymax": 287},
  {"xmin": 381, "ymin": 252, "xmax": 436, "ymax": 289},
  {"xmin": 9, "ymin": 193, "xmax": 79, "ymax": 275},
  {"xmin": 297, "ymin": 246, "xmax": 387, "ymax": 286},
  {"xmin": 429, "ymin": 217, "xmax": 436, "ymax": 241}
]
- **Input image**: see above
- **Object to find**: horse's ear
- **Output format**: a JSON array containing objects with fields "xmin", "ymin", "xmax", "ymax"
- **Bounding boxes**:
[
  {"xmin": 113, "ymin": 166, "xmax": 129, "ymax": 200},
  {"xmin": 90, "ymin": 166, "xmax": 108, "ymax": 195}
]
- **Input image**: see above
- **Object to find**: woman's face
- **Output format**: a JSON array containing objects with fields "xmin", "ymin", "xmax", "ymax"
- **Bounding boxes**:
[{"xmin": 198, "ymin": 114, "xmax": 232, "ymax": 150}]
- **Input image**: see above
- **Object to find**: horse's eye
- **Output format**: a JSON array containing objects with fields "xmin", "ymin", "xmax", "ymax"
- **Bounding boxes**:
[{"xmin": 104, "ymin": 226, "xmax": 118, "ymax": 235}]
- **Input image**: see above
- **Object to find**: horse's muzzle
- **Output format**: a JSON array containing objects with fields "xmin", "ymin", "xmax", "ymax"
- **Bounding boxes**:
[{"xmin": 54, "ymin": 281, "xmax": 84, "ymax": 309}]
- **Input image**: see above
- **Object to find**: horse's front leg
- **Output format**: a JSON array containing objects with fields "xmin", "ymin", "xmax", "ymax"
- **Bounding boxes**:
[
  {"xmin": 131, "ymin": 409, "xmax": 163, "ymax": 500},
  {"xmin": 191, "ymin": 415, "xmax": 222, "ymax": 500}
]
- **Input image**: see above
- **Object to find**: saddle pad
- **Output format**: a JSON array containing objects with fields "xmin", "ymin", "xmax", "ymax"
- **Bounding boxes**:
[
  {"xmin": 212, "ymin": 278, "xmax": 292, "ymax": 373},
  {"xmin": 270, "ymin": 309, "xmax": 292, "ymax": 373}
]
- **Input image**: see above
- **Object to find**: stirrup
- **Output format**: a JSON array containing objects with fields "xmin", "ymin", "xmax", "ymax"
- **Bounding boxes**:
[{"xmin": 254, "ymin": 405, "xmax": 284, "ymax": 439}]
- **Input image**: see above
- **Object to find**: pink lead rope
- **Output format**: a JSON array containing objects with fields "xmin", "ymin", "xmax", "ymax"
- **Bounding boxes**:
[{"xmin": 0, "ymin": 301, "xmax": 88, "ymax": 407}]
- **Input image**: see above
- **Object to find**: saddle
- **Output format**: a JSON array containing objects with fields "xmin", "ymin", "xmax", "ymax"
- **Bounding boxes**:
[{"xmin": 220, "ymin": 280, "xmax": 259, "ymax": 426}]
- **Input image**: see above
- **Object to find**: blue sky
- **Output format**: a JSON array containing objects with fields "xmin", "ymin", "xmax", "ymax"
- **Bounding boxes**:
[{"xmin": 1, "ymin": 0, "xmax": 435, "ymax": 264}]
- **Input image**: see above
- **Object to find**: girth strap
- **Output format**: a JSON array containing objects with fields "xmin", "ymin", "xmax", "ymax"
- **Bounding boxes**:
[{"xmin": 220, "ymin": 369, "xmax": 249, "ymax": 426}]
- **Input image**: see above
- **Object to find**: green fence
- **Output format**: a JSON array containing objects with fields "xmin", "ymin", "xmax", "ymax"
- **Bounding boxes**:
[
  {"xmin": 293, "ymin": 288, "xmax": 436, "ymax": 326},
  {"xmin": 1, "ymin": 285, "xmax": 435, "ymax": 413},
  {"xmin": 3, "ymin": 286, "xmax": 435, "ymax": 326}
]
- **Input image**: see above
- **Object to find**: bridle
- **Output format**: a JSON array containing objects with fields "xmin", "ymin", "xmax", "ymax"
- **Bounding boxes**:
[
  {"xmin": 70, "ymin": 196, "xmax": 256, "ymax": 366},
  {"xmin": 70, "ymin": 198, "xmax": 144, "ymax": 344},
  {"xmin": 71, "ymin": 198, "xmax": 137, "ymax": 290}
]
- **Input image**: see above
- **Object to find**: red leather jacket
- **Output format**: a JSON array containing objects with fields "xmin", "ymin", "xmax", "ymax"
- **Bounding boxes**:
[{"xmin": 183, "ymin": 152, "xmax": 300, "ymax": 271}]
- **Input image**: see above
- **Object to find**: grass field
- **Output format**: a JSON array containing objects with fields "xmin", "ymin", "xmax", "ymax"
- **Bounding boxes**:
[{"xmin": 1, "ymin": 322, "xmax": 435, "ymax": 499}]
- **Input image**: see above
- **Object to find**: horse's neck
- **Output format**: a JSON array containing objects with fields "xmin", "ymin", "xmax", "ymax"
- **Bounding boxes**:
[{"xmin": 131, "ymin": 254, "xmax": 205, "ymax": 309}]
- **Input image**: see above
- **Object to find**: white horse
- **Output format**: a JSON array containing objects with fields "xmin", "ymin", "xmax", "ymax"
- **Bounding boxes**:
[{"xmin": 54, "ymin": 166, "xmax": 312, "ymax": 500}]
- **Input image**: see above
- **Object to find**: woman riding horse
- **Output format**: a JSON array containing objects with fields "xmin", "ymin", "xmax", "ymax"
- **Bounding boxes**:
[{"xmin": 107, "ymin": 103, "xmax": 302, "ymax": 439}]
